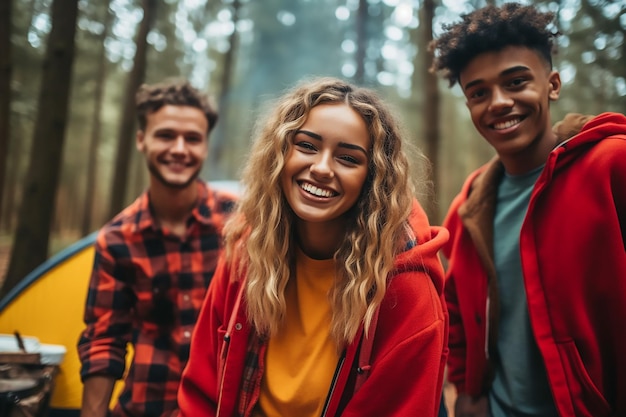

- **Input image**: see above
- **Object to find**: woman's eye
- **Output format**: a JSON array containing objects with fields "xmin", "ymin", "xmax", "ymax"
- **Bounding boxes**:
[
  {"xmin": 339, "ymin": 155, "xmax": 359, "ymax": 164},
  {"xmin": 296, "ymin": 141, "xmax": 316, "ymax": 151}
]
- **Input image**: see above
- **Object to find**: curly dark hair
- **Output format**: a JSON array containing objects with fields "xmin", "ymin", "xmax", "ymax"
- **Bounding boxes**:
[
  {"xmin": 135, "ymin": 79, "xmax": 218, "ymax": 133},
  {"xmin": 429, "ymin": 3, "xmax": 560, "ymax": 86}
]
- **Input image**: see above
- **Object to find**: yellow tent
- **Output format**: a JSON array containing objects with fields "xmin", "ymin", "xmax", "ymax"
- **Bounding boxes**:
[
  {"xmin": 0, "ymin": 181, "xmax": 241, "ymax": 416},
  {"xmin": 0, "ymin": 232, "xmax": 119, "ymax": 416}
]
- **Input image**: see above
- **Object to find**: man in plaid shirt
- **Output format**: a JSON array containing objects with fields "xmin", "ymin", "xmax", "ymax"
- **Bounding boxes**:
[{"xmin": 77, "ymin": 79, "xmax": 236, "ymax": 417}]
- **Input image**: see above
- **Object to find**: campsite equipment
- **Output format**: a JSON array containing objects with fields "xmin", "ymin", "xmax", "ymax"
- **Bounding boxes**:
[{"xmin": 0, "ymin": 351, "xmax": 59, "ymax": 417}]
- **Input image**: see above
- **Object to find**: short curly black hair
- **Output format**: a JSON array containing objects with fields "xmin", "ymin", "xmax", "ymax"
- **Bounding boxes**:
[
  {"xmin": 429, "ymin": 3, "xmax": 559, "ymax": 87},
  {"xmin": 135, "ymin": 78, "xmax": 218, "ymax": 133}
]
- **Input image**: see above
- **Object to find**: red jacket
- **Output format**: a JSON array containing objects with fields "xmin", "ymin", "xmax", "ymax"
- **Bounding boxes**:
[
  {"xmin": 442, "ymin": 112, "xmax": 626, "ymax": 416},
  {"xmin": 178, "ymin": 201, "xmax": 449, "ymax": 416}
]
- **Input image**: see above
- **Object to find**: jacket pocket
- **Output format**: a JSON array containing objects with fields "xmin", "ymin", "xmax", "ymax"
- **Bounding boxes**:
[{"xmin": 556, "ymin": 339, "xmax": 611, "ymax": 416}]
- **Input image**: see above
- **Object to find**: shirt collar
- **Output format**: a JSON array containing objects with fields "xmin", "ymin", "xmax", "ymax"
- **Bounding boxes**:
[{"xmin": 132, "ymin": 179, "xmax": 213, "ymax": 232}]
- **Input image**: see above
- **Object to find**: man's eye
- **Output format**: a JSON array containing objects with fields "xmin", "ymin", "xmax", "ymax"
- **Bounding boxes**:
[{"xmin": 470, "ymin": 89, "xmax": 485, "ymax": 99}]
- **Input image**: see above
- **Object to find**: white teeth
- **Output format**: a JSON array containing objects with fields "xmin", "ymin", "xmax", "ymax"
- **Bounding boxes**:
[
  {"xmin": 301, "ymin": 182, "xmax": 334, "ymax": 198},
  {"xmin": 494, "ymin": 118, "xmax": 521, "ymax": 130}
]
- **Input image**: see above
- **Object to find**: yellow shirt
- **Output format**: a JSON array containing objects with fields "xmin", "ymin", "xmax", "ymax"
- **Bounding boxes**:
[{"xmin": 254, "ymin": 249, "xmax": 339, "ymax": 417}]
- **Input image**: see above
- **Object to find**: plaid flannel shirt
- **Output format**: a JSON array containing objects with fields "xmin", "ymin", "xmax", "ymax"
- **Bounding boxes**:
[
  {"xmin": 238, "ymin": 333, "xmax": 266, "ymax": 417},
  {"xmin": 78, "ymin": 180, "xmax": 236, "ymax": 417}
]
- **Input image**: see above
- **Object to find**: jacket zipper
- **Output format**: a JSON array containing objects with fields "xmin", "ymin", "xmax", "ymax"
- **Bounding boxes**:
[
  {"xmin": 485, "ymin": 296, "xmax": 490, "ymax": 359},
  {"xmin": 320, "ymin": 351, "xmax": 346, "ymax": 417},
  {"xmin": 216, "ymin": 334, "xmax": 230, "ymax": 416},
  {"xmin": 217, "ymin": 279, "xmax": 246, "ymax": 416}
]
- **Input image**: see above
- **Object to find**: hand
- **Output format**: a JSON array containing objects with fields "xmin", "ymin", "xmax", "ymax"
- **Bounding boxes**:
[{"xmin": 454, "ymin": 393, "xmax": 488, "ymax": 417}]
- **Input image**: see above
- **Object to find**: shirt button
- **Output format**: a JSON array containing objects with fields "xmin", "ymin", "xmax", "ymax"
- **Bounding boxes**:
[{"xmin": 235, "ymin": 323, "xmax": 242, "ymax": 331}]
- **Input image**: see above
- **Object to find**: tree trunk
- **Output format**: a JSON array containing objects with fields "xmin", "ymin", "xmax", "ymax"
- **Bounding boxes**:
[
  {"xmin": 108, "ymin": 0, "xmax": 157, "ymax": 220},
  {"xmin": 0, "ymin": 123, "xmax": 22, "ymax": 233},
  {"xmin": 354, "ymin": 0, "xmax": 367, "ymax": 84},
  {"xmin": 0, "ymin": 0, "xmax": 12, "ymax": 224},
  {"xmin": 207, "ymin": 0, "xmax": 241, "ymax": 179},
  {"xmin": 81, "ymin": 0, "xmax": 113, "ymax": 236},
  {"xmin": 419, "ymin": 0, "xmax": 441, "ymax": 223},
  {"xmin": 3, "ymin": 0, "xmax": 79, "ymax": 298}
]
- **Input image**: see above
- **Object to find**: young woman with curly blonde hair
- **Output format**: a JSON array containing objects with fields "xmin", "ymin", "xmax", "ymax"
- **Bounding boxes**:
[{"xmin": 178, "ymin": 77, "xmax": 449, "ymax": 417}]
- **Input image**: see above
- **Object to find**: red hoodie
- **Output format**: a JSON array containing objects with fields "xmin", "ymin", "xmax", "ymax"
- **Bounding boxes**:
[
  {"xmin": 178, "ymin": 201, "xmax": 449, "ymax": 416},
  {"xmin": 443, "ymin": 112, "xmax": 626, "ymax": 416}
]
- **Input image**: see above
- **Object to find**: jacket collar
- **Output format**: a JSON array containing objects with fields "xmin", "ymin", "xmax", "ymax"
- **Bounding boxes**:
[{"xmin": 458, "ymin": 155, "xmax": 503, "ymax": 284}]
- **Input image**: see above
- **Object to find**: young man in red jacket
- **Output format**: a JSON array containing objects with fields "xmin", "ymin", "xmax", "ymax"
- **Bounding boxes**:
[{"xmin": 430, "ymin": 3, "xmax": 626, "ymax": 417}]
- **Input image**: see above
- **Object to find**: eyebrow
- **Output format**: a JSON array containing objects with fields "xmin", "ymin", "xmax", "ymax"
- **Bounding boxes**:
[
  {"xmin": 463, "ymin": 65, "xmax": 531, "ymax": 91},
  {"xmin": 296, "ymin": 129, "xmax": 368, "ymax": 156},
  {"xmin": 154, "ymin": 127, "xmax": 203, "ymax": 135}
]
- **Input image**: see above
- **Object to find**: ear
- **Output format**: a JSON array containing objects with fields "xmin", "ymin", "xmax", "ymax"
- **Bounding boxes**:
[
  {"xmin": 548, "ymin": 70, "xmax": 561, "ymax": 101},
  {"xmin": 136, "ymin": 130, "xmax": 145, "ymax": 151}
]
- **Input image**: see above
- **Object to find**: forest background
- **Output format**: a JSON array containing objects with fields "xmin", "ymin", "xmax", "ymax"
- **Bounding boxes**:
[{"xmin": 0, "ymin": 0, "xmax": 624, "ymax": 297}]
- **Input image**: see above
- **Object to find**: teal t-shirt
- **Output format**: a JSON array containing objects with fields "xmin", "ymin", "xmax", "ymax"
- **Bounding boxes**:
[{"xmin": 490, "ymin": 165, "xmax": 558, "ymax": 417}]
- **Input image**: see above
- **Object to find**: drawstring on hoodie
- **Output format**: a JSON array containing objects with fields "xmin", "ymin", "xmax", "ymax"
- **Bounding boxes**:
[{"xmin": 353, "ymin": 305, "xmax": 380, "ymax": 392}]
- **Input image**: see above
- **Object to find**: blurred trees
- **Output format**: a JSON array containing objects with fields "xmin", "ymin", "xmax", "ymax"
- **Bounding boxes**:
[
  {"xmin": 3, "ymin": 0, "xmax": 79, "ymax": 298},
  {"xmin": 355, "ymin": 0, "xmax": 368, "ymax": 84},
  {"xmin": 0, "ymin": 0, "xmax": 625, "ymax": 292},
  {"xmin": 419, "ymin": 0, "xmax": 440, "ymax": 222},
  {"xmin": 551, "ymin": 0, "xmax": 626, "ymax": 118},
  {"xmin": 81, "ymin": 0, "xmax": 113, "ymax": 237},
  {"xmin": 108, "ymin": 0, "xmax": 157, "ymax": 219},
  {"xmin": 205, "ymin": 0, "xmax": 242, "ymax": 180},
  {"xmin": 0, "ymin": 0, "xmax": 11, "ymax": 221}
]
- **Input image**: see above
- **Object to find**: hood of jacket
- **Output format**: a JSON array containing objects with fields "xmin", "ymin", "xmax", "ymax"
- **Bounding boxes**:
[
  {"xmin": 560, "ymin": 112, "xmax": 626, "ymax": 150},
  {"xmin": 454, "ymin": 111, "xmax": 626, "ymax": 250},
  {"xmin": 394, "ymin": 199, "xmax": 449, "ymax": 295}
]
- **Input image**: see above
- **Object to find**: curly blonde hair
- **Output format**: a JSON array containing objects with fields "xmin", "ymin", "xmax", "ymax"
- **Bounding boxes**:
[{"xmin": 225, "ymin": 77, "xmax": 424, "ymax": 347}]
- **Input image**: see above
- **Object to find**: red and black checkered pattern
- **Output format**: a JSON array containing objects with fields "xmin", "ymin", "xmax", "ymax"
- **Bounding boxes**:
[{"xmin": 78, "ymin": 180, "xmax": 236, "ymax": 417}]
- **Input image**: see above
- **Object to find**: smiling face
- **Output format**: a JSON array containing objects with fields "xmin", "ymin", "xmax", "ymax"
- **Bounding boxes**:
[
  {"xmin": 280, "ymin": 103, "xmax": 370, "ymax": 229},
  {"xmin": 136, "ymin": 104, "xmax": 209, "ymax": 190},
  {"xmin": 460, "ymin": 45, "xmax": 561, "ymax": 174}
]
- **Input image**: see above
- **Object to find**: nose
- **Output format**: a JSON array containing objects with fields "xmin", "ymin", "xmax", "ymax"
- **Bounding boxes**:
[
  {"xmin": 310, "ymin": 152, "xmax": 334, "ymax": 179},
  {"xmin": 488, "ymin": 87, "xmax": 513, "ymax": 113},
  {"xmin": 171, "ymin": 135, "xmax": 186, "ymax": 153}
]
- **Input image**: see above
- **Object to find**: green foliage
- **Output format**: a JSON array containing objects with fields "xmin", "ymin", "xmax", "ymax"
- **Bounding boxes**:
[
  {"xmin": 544, "ymin": 0, "xmax": 626, "ymax": 117},
  {"xmin": 2, "ymin": 0, "xmax": 625, "ymax": 254}
]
